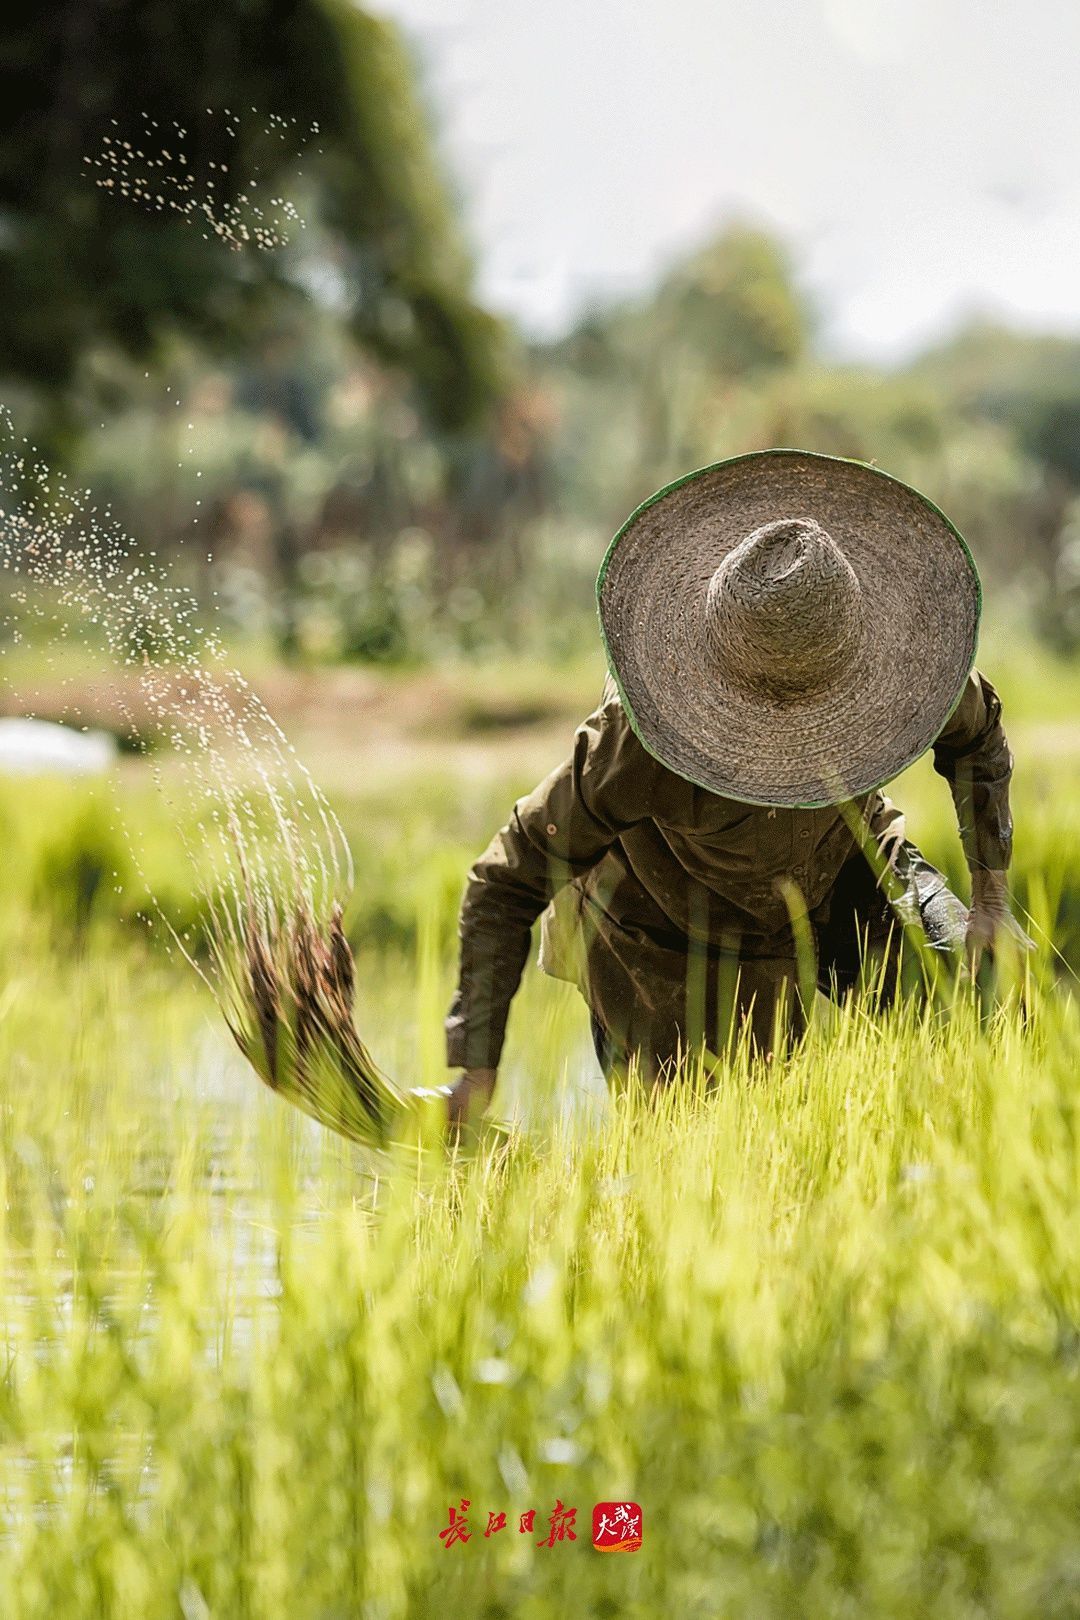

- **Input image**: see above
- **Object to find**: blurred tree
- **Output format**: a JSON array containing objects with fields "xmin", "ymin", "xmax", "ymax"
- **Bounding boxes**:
[
  {"xmin": 0, "ymin": 0, "xmax": 504, "ymax": 451},
  {"xmin": 635, "ymin": 224, "xmax": 810, "ymax": 470},
  {"xmin": 905, "ymin": 320, "xmax": 1080, "ymax": 635},
  {"xmin": 651, "ymin": 224, "xmax": 810, "ymax": 378},
  {"xmin": 908, "ymin": 320, "xmax": 1080, "ymax": 487},
  {"xmin": 540, "ymin": 220, "xmax": 812, "ymax": 520}
]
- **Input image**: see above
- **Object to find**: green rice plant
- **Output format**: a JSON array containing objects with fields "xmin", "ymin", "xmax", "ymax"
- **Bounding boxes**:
[
  {"xmin": 3, "ymin": 920, "xmax": 1080, "ymax": 1618},
  {"xmin": 3, "ymin": 649, "xmax": 1080, "ymax": 1615}
]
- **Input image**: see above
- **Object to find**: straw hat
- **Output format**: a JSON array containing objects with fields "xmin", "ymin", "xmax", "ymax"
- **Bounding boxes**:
[{"xmin": 596, "ymin": 449, "xmax": 981, "ymax": 807}]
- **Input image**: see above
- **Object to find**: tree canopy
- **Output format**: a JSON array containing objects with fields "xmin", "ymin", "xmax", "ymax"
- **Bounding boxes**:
[{"xmin": 0, "ymin": 0, "xmax": 505, "ymax": 444}]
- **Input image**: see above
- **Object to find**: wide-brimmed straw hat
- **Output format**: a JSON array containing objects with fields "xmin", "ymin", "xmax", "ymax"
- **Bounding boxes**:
[{"xmin": 596, "ymin": 449, "xmax": 981, "ymax": 807}]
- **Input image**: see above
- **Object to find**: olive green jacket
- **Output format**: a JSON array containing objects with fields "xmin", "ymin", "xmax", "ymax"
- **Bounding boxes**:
[{"xmin": 445, "ymin": 671, "xmax": 1012, "ymax": 1070}]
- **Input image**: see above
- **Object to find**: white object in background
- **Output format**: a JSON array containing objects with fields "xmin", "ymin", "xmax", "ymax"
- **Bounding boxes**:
[{"xmin": 0, "ymin": 718, "xmax": 117, "ymax": 776}]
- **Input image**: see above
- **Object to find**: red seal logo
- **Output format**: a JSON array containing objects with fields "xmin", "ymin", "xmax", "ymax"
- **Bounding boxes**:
[{"xmin": 591, "ymin": 1502, "xmax": 642, "ymax": 1552}]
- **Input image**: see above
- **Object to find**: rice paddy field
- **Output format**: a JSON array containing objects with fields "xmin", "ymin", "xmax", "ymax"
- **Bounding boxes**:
[{"xmin": 3, "ymin": 637, "xmax": 1080, "ymax": 1617}]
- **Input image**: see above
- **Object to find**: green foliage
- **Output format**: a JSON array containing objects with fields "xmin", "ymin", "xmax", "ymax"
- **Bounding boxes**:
[
  {"xmin": 293, "ymin": 542, "xmax": 431, "ymax": 665},
  {"xmin": 652, "ymin": 223, "xmax": 810, "ymax": 377},
  {"xmin": 28, "ymin": 796, "xmax": 133, "ymax": 935},
  {"xmin": 0, "ymin": 777, "xmax": 213, "ymax": 947},
  {"xmin": 315, "ymin": 0, "xmax": 506, "ymax": 431},
  {"xmin": 0, "ymin": 0, "xmax": 504, "ymax": 445},
  {"xmin": 535, "ymin": 247, "xmax": 1080, "ymax": 654},
  {"xmin": 24, "ymin": 201, "xmax": 1080, "ymax": 664},
  {"xmin": 0, "ymin": 781, "xmax": 135, "ymax": 934},
  {"xmin": 545, "ymin": 223, "xmax": 812, "ymax": 516}
]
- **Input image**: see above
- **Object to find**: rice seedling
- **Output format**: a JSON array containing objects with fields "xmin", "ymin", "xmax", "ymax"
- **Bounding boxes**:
[
  {"xmin": 205, "ymin": 826, "xmax": 459, "ymax": 1146},
  {"xmin": 211, "ymin": 894, "xmax": 409, "ymax": 1144}
]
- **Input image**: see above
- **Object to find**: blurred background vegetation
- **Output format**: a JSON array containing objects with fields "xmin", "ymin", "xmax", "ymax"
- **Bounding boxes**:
[{"xmin": 6, "ymin": 0, "xmax": 1080, "ymax": 675}]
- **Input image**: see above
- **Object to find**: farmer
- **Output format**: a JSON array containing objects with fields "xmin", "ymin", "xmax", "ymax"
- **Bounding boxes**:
[{"xmin": 446, "ymin": 450, "xmax": 1026, "ymax": 1123}]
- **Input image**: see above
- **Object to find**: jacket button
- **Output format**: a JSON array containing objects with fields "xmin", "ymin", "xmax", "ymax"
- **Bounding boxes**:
[{"xmin": 546, "ymin": 823, "xmax": 558, "ymax": 836}]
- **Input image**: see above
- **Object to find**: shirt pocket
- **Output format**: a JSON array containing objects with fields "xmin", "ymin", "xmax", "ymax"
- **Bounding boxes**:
[{"xmin": 657, "ymin": 800, "xmax": 767, "ymax": 873}]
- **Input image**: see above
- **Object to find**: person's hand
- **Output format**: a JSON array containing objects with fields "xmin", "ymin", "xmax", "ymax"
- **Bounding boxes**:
[
  {"xmin": 965, "ymin": 867, "xmax": 1034, "ymax": 972},
  {"xmin": 447, "ymin": 1067, "xmax": 497, "ymax": 1136}
]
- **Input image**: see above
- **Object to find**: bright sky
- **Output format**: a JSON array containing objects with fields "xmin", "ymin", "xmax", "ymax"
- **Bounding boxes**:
[{"xmin": 374, "ymin": 0, "xmax": 1080, "ymax": 361}]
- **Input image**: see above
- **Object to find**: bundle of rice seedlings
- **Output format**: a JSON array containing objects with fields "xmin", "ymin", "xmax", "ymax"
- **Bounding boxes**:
[{"xmin": 212, "ymin": 897, "xmax": 442, "ymax": 1148}]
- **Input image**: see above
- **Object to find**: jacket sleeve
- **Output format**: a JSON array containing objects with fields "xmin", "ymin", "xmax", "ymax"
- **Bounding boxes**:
[
  {"xmin": 931, "ymin": 670, "xmax": 1014, "ymax": 873},
  {"xmin": 445, "ymin": 694, "xmax": 667, "ymax": 1069}
]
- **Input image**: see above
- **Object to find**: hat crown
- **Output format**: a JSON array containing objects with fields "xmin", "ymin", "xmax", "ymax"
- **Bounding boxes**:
[
  {"xmin": 704, "ymin": 516, "xmax": 863, "ymax": 700},
  {"xmin": 597, "ymin": 449, "xmax": 981, "ymax": 805}
]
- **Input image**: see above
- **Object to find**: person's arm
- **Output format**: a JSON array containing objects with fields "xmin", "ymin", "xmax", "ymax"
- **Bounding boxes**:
[
  {"xmin": 931, "ymin": 669, "xmax": 1028, "ymax": 963},
  {"xmin": 445, "ymin": 692, "xmax": 665, "ymax": 1120}
]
